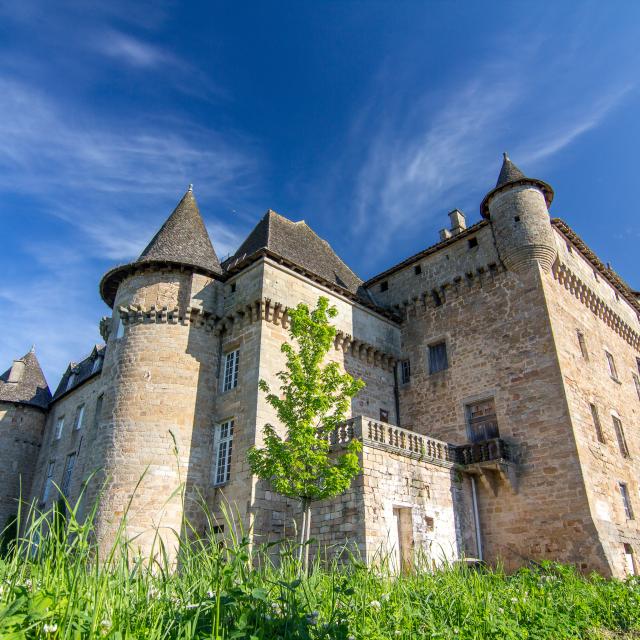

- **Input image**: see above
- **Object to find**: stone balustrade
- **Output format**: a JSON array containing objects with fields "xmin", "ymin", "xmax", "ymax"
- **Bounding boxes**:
[
  {"xmin": 330, "ymin": 417, "xmax": 513, "ymax": 469},
  {"xmin": 331, "ymin": 416, "xmax": 457, "ymax": 466}
]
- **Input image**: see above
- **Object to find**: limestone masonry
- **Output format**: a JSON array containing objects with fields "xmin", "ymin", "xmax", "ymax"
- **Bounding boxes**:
[{"xmin": 2, "ymin": 154, "xmax": 639, "ymax": 576}]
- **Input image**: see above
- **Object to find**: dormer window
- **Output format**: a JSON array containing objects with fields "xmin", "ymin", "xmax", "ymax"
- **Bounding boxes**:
[
  {"xmin": 66, "ymin": 373, "xmax": 76, "ymax": 391},
  {"xmin": 91, "ymin": 356, "xmax": 103, "ymax": 374}
]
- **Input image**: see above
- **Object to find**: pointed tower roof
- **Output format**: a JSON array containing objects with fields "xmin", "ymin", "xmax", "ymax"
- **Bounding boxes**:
[
  {"xmin": 223, "ymin": 209, "xmax": 364, "ymax": 296},
  {"xmin": 0, "ymin": 349, "xmax": 52, "ymax": 409},
  {"xmin": 481, "ymin": 153, "xmax": 554, "ymax": 218},
  {"xmin": 100, "ymin": 187, "xmax": 222, "ymax": 306}
]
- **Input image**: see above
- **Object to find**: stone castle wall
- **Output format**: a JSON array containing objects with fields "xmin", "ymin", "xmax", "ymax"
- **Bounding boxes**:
[
  {"xmin": 543, "ymin": 230, "xmax": 640, "ymax": 577},
  {"xmin": 0, "ymin": 402, "xmax": 46, "ymax": 527},
  {"xmin": 394, "ymin": 260, "xmax": 610, "ymax": 573}
]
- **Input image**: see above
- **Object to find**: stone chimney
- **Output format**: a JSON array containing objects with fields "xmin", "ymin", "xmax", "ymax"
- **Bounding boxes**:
[
  {"xmin": 439, "ymin": 228, "xmax": 452, "ymax": 241},
  {"xmin": 448, "ymin": 209, "xmax": 466, "ymax": 235},
  {"xmin": 7, "ymin": 359, "xmax": 25, "ymax": 383}
]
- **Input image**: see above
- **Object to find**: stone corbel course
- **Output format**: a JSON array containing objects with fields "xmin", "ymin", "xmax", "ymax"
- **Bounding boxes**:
[
  {"xmin": 394, "ymin": 261, "xmax": 504, "ymax": 320},
  {"xmin": 553, "ymin": 262, "xmax": 640, "ymax": 351},
  {"xmin": 116, "ymin": 297, "xmax": 398, "ymax": 371}
]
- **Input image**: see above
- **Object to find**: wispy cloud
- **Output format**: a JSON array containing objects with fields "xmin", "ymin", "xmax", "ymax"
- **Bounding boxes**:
[
  {"xmin": 95, "ymin": 30, "xmax": 175, "ymax": 68},
  {"xmin": 346, "ymin": 42, "xmax": 635, "ymax": 267}
]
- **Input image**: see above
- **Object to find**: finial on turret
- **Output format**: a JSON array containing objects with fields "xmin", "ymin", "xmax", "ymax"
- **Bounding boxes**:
[
  {"xmin": 30, "ymin": 344, "xmax": 35, "ymax": 353},
  {"xmin": 188, "ymin": 184, "xmax": 193, "ymax": 193},
  {"xmin": 503, "ymin": 151, "xmax": 509, "ymax": 160}
]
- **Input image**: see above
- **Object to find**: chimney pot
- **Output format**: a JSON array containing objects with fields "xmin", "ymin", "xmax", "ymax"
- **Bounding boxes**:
[{"xmin": 448, "ymin": 209, "xmax": 467, "ymax": 234}]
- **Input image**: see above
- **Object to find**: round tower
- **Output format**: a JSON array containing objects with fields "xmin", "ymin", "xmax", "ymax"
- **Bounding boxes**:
[
  {"xmin": 93, "ymin": 187, "xmax": 223, "ymax": 558},
  {"xmin": 480, "ymin": 153, "xmax": 556, "ymax": 274},
  {"xmin": 0, "ymin": 349, "xmax": 51, "ymax": 528}
]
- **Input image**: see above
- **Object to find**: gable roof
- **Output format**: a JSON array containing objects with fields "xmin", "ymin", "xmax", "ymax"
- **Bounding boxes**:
[
  {"xmin": 52, "ymin": 345, "xmax": 105, "ymax": 401},
  {"xmin": 0, "ymin": 349, "xmax": 51, "ymax": 409},
  {"xmin": 100, "ymin": 188, "xmax": 222, "ymax": 307},
  {"xmin": 224, "ymin": 210, "xmax": 365, "ymax": 297}
]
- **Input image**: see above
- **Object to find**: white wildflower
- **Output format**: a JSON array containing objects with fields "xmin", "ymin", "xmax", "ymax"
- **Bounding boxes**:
[
  {"xmin": 498, "ymin": 607, "xmax": 504, "ymax": 614},
  {"xmin": 454, "ymin": 629, "xmax": 460, "ymax": 635},
  {"xmin": 369, "ymin": 600, "xmax": 381, "ymax": 610},
  {"xmin": 43, "ymin": 623, "xmax": 58, "ymax": 634},
  {"xmin": 511, "ymin": 597, "xmax": 518, "ymax": 603},
  {"xmin": 207, "ymin": 590, "xmax": 214, "ymax": 599},
  {"xmin": 100, "ymin": 619, "xmax": 112, "ymax": 629},
  {"xmin": 394, "ymin": 631, "xmax": 402, "ymax": 636},
  {"xmin": 381, "ymin": 593, "xmax": 390, "ymax": 602},
  {"xmin": 348, "ymin": 636, "xmax": 356, "ymax": 640},
  {"xmin": 185, "ymin": 603, "xmax": 200, "ymax": 610}
]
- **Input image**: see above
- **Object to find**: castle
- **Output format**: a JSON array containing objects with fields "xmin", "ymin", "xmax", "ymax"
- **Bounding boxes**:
[{"xmin": 1, "ymin": 154, "xmax": 639, "ymax": 577}]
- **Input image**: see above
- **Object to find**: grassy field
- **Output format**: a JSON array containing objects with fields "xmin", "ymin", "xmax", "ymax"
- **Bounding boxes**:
[{"xmin": 0, "ymin": 500, "xmax": 638, "ymax": 640}]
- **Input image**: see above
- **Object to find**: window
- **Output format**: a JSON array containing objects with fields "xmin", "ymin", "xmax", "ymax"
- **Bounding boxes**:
[
  {"xmin": 230, "ymin": 283, "xmax": 236, "ymax": 294},
  {"xmin": 624, "ymin": 544, "xmax": 637, "ymax": 575},
  {"xmin": 636, "ymin": 358, "xmax": 640, "ymax": 376},
  {"xmin": 74, "ymin": 404, "xmax": 85, "ymax": 430},
  {"xmin": 42, "ymin": 460, "xmax": 55, "ymax": 503},
  {"xmin": 619, "ymin": 482, "xmax": 634, "ymax": 520},
  {"xmin": 115, "ymin": 316, "xmax": 125, "ymax": 339},
  {"xmin": 222, "ymin": 350, "xmax": 239, "ymax": 392},
  {"xmin": 466, "ymin": 398, "xmax": 499, "ymax": 443},
  {"xmin": 66, "ymin": 373, "xmax": 76, "ymax": 391},
  {"xmin": 94, "ymin": 394, "xmax": 103, "ymax": 429},
  {"xmin": 513, "ymin": 215, "xmax": 520, "ymax": 222},
  {"xmin": 425, "ymin": 516, "xmax": 435, "ymax": 532},
  {"xmin": 55, "ymin": 417, "xmax": 64, "ymax": 440},
  {"xmin": 379, "ymin": 409, "xmax": 389, "ymax": 423},
  {"xmin": 61, "ymin": 453, "xmax": 76, "ymax": 497},
  {"xmin": 612, "ymin": 415, "xmax": 630, "ymax": 458},
  {"xmin": 590, "ymin": 404, "xmax": 605, "ymax": 443},
  {"xmin": 431, "ymin": 290, "xmax": 443, "ymax": 307},
  {"xmin": 91, "ymin": 356, "xmax": 102, "ymax": 374},
  {"xmin": 467, "ymin": 237, "xmax": 478, "ymax": 249},
  {"xmin": 213, "ymin": 420, "xmax": 234, "ymax": 486},
  {"xmin": 605, "ymin": 351, "xmax": 619, "ymax": 381},
  {"xmin": 380, "ymin": 281, "xmax": 388, "ymax": 292},
  {"xmin": 400, "ymin": 360, "xmax": 411, "ymax": 385},
  {"xmin": 428, "ymin": 342, "xmax": 448, "ymax": 374},
  {"xmin": 577, "ymin": 330, "xmax": 588, "ymax": 360},
  {"xmin": 633, "ymin": 374, "xmax": 640, "ymax": 401},
  {"xmin": 414, "ymin": 264, "xmax": 422, "ymax": 275}
]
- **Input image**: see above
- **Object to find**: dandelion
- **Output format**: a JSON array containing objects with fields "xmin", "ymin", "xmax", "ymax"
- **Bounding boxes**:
[
  {"xmin": 369, "ymin": 600, "xmax": 381, "ymax": 610},
  {"xmin": 498, "ymin": 607, "xmax": 504, "ymax": 614},
  {"xmin": 43, "ymin": 623, "xmax": 58, "ymax": 634}
]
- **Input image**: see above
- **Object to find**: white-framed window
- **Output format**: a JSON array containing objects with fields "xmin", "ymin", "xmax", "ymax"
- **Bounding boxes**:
[
  {"xmin": 61, "ymin": 453, "xmax": 76, "ymax": 497},
  {"xmin": 74, "ymin": 404, "xmax": 85, "ymax": 431},
  {"xmin": 605, "ymin": 350, "xmax": 619, "ymax": 381},
  {"xmin": 42, "ymin": 460, "xmax": 55, "ymax": 503},
  {"xmin": 222, "ymin": 350, "xmax": 239, "ymax": 392},
  {"xmin": 212, "ymin": 420, "xmax": 234, "ymax": 486},
  {"xmin": 55, "ymin": 417, "xmax": 65, "ymax": 440}
]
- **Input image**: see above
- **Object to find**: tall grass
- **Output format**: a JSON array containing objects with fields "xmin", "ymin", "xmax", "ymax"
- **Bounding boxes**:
[{"xmin": 0, "ymin": 492, "xmax": 638, "ymax": 640}]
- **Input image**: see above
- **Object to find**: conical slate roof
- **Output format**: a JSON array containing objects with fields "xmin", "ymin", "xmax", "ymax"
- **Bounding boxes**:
[
  {"xmin": 495, "ymin": 153, "xmax": 526, "ymax": 187},
  {"xmin": 100, "ymin": 188, "xmax": 222, "ymax": 307},
  {"xmin": 480, "ymin": 152, "xmax": 554, "ymax": 218},
  {"xmin": 224, "ymin": 210, "xmax": 364, "ymax": 296},
  {"xmin": 0, "ymin": 348, "xmax": 51, "ymax": 409}
]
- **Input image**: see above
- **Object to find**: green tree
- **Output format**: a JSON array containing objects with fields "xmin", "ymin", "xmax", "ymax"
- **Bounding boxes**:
[{"xmin": 247, "ymin": 297, "xmax": 365, "ymax": 570}]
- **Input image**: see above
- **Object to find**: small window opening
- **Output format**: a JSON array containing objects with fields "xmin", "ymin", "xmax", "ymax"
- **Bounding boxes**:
[
  {"xmin": 400, "ymin": 360, "xmax": 411, "ymax": 385},
  {"xmin": 624, "ymin": 544, "xmax": 637, "ymax": 575},
  {"xmin": 428, "ymin": 341, "xmax": 448, "ymax": 374},
  {"xmin": 633, "ymin": 374, "xmax": 640, "ymax": 402},
  {"xmin": 514, "ymin": 215, "xmax": 520, "ymax": 222},
  {"xmin": 379, "ymin": 408, "xmax": 389, "ymax": 423},
  {"xmin": 566, "ymin": 242, "xmax": 573, "ymax": 254},
  {"xmin": 414, "ymin": 264, "xmax": 422, "ymax": 275},
  {"xmin": 606, "ymin": 351, "xmax": 619, "ymax": 381},
  {"xmin": 590, "ymin": 404, "xmax": 605, "ymax": 443},
  {"xmin": 230, "ymin": 283, "xmax": 236, "ymax": 294},
  {"xmin": 577, "ymin": 330, "xmax": 589, "ymax": 360},
  {"xmin": 212, "ymin": 524, "xmax": 224, "ymax": 534},
  {"xmin": 612, "ymin": 415, "xmax": 630, "ymax": 458},
  {"xmin": 425, "ymin": 516, "xmax": 435, "ymax": 532},
  {"xmin": 468, "ymin": 237, "xmax": 478, "ymax": 249},
  {"xmin": 380, "ymin": 281, "xmax": 389, "ymax": 292},
  {"xmin": 619, "ymin": 482, "xmax": 634, "ymax": 520},
  {"xmin": 431, "ymin": 290, "xmax": 443, "ymax": 307}
]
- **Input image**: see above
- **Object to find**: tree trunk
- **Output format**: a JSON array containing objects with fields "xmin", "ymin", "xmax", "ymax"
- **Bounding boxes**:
[
  {"xmin": 298, "ymin": 498, "xmax": 308, "ymax": 567},
  {"xmin": 303, "ymin": 503, "xmax": 311, "ymax": 574}
]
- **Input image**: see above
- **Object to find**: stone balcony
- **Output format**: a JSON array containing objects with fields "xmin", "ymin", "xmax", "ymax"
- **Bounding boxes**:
[{"xmin": 331, "ymin": 417, "xmax": 517, "ymax": 492}]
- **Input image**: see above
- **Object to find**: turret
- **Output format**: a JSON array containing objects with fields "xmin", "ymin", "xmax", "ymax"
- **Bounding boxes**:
[
  {"xmin": 92, "ymin": 187, "xmax": 224, "ymax": 557},
  {"xmin": 480, "ymin": 153, "xmax": 556, "ymax": 274},
  {"xmin": 0, "ymin": 348, "xmax": 51, "ymax": 526}
]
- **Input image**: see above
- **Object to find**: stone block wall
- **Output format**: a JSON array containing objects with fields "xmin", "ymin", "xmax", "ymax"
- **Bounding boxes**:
[
  {"xmin": 544, "ymin": 229, "xmax": 640, "ymax": 577},
  {"xmin": 0, "ymin": 402, "xmax": 46, "ymax": 527},
  {"xmin": 396, "ymin": 262, "xmax": 609, "ymax": 573}
]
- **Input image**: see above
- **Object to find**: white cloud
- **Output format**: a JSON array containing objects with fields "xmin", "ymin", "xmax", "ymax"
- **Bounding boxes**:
[{"xmin": 96, "ymin": 30, "xmax": 173, "ymax": 68}]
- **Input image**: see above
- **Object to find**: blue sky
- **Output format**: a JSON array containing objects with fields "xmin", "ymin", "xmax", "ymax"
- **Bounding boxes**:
[{"xmin": 1, "ymin": 1, "xmax": 639, "ymax": 386}]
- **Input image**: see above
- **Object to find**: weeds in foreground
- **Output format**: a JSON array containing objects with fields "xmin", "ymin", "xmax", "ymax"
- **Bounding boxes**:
[{"xmin": 0, "ymin": 497, "xmax": 638, "ymax": 640}]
